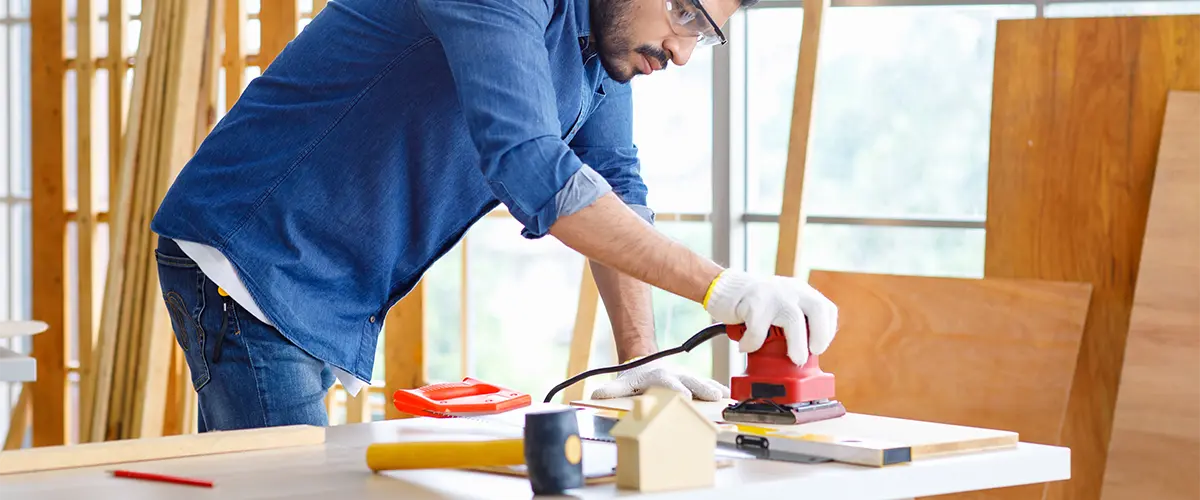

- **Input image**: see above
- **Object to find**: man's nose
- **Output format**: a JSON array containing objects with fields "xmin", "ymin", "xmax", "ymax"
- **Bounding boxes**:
[{"xmin": 664, "ymin": 36, "xmax": 698, "ymax": 66}]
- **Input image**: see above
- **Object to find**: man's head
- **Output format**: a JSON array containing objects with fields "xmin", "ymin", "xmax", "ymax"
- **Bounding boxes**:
[{"xmin": 590, "ymin": 0, "xmax": 756, "ymax": 83}]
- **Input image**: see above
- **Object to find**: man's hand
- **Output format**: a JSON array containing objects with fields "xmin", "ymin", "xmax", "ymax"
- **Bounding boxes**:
[
  {"xmin": 703, "ymin": 269, "xmax": 838, "ymax": 366},
  {"xmin": 548, "ymin": 192, "xmax": 839, "ymax": 367},
  {"xmin": 590, "ymin": 357, "xmax": 730, "ymax": 401}
]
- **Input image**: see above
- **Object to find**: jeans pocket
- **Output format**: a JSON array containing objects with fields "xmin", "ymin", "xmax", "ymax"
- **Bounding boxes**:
[{"xmin": 155, "ymin": 250, "xmax": 212, "ymax": 391}]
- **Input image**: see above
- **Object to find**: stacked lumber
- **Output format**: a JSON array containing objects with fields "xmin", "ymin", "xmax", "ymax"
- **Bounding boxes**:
[
  {"xmin": 985, "ymin": 14, "xmax": 1198, "ymax": 500},
  {"xmin": 79, "ymin": 0, "xmax": 223, "ymax": 443}
]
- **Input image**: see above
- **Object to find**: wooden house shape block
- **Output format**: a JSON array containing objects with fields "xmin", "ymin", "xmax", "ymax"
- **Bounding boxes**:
[{"xmin": 609, "ymin": 386, "xmax": 720, "ymax": 492}]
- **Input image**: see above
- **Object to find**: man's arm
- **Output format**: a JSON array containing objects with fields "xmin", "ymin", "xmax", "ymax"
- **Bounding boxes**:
[
  {"xmin": 568, "ymin": 79, "xmax": 660, "ymax": 363},
  {"xmin": 590, "ymin": 259, "xmax": 657, "ymax": 362},
  {"xmin": 418, "ymin": 0, "xmax": 836, "ymax": 377},
  {"xmin": 551, "ymin": 192, "xmax": 721, "ymax": 305}
]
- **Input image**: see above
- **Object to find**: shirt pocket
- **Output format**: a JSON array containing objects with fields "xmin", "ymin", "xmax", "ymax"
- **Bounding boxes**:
[{"xmin": 562, "ymin": 82, "xmax": 606, "ymax": 143}]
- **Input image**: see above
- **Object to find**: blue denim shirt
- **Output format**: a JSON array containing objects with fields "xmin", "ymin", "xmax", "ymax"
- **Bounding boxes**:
[{"xmin": 150, "ymin": 0, "xmax": 653, "ymax": 383}]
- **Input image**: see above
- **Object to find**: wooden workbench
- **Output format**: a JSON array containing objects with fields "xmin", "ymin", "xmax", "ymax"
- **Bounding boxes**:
[{"xmin": 0, "ymin": 406, "xmax": 1069, "ymax": 499}]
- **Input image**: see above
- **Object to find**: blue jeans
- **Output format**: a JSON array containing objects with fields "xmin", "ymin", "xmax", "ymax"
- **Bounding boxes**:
[{"xmin": 154, "ymin": 236, "xmax": 336, "ymax": 431}]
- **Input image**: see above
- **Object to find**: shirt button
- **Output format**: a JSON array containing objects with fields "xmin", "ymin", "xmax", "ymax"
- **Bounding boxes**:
[{"xmin": 369, "ymin": 316, "xmax": 376, "ymax": 323}]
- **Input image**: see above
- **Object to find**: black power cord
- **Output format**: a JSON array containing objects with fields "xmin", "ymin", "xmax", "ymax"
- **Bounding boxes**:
[{"xmin": 542, "ymin": 323, "xmax": 730, "ymax": 403}]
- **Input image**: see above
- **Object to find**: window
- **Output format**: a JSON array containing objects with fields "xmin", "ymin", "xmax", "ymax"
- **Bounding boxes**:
[
  {"xmin": 0, "ymin": 0, "xmax": 32, "ymax": 443},
  {"xmin": 745, "ymin": 3, "xmax": 1037, "ymax": 219},
  {"xmin": 747, "ymin": 222, "xmax": 986, "ymax": 279},
  {"xmin": 632, "ymin": 46, "xmax": 714, "ymax": 214},
  {"xmin": 739, "ymin": 2, "xmax": 1035, "ymax": 280}
]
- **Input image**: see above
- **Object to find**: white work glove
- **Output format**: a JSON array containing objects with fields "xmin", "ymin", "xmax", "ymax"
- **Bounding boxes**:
[
  {"xmin": 702, "ymin": 269, "xmax": 838, "ymax": 365},
  {"xmin": 589, "ymin": 357, "xmax": 731, "ymax": 401}
]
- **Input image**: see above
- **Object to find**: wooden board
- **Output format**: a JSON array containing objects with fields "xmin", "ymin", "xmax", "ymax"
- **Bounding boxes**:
[
  {"xmin": 985, "ymin": 15, "xmax": 1199, "ymax": 500},
  {"xmin": 570, "ymin": 398, "xmax": 1017, "ymax": 459},
  {"xmin": 0, "ymin": 425, "xmax": 325, "ymax": 475},
  {"xmin": 809, "ymin": 272, "xmax": 1091, "ymax": 448},
  {"xmin": 1101, "ymin": 91, "xmax": 1200, "ymax": 500}
]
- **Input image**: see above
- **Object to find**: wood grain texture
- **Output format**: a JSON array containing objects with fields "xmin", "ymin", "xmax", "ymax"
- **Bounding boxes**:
[
  {"xmin": 0, "ymin": 425, "xmax": 325, "ymax": 475},
  {"xmin": 808, "ymin": 271, "xmax": 1091, "ymax": 445},
  {"xmin": 30, "ymin": 0, "xmax": 69, "ymax": 448},
  {"xmin": 807, "ymin": 272, "xmax": 1092, "ymax": 499},
  {"xmin": 775, "ymin": 0, "xmax": 829, "ymax": 277},
  {"xmin": 564, "ymin": 263, "xmax": 599, "ymax": 403},
  {"xmin": 985, "ymin": 15, "xmax": 1199, "ymax": 500},
  {"xmin": 1101, "ymin": 91, "xmax": 1200, "ymax": 500}
]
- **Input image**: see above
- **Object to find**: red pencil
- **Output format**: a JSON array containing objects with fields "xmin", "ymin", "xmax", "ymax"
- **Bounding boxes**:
[{"xmin": 111, "ymin": 469, "xmax": 214, "ymax": 488}]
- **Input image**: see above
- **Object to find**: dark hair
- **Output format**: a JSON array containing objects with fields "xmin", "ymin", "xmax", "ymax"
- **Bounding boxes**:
[{"xmin": 739, "ymin": 0, "xmax": 760, "ymax": 6}]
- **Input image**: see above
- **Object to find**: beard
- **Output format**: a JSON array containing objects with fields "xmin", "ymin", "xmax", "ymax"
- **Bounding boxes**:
[{"xmin": 590, "ymin": 0, "xmax": 669, "ymax": 83}]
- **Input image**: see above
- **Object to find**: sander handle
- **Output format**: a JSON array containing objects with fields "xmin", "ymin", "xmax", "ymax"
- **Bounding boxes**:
[{"xmin": 724, "ymin": 323, "xmax": 791, "ymax": 345}]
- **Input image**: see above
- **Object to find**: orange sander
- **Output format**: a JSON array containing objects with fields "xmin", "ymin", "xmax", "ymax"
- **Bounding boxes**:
[
  {"xmin": 542, "ymin": 323, "xmax": 846, "ymax": 426},
  {"xmin": 721, "ymin": 323, "xmax": 846, "ymax": 425}
]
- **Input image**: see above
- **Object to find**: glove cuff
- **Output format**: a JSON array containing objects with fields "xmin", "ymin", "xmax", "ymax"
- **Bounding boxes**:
[
  {"xmin": 702, "ymin": 270, "xmax": 725, "ymax": 309},
  {"xmin": 703, "ymin": 269, "xmax": 753, "ymax": 319}
]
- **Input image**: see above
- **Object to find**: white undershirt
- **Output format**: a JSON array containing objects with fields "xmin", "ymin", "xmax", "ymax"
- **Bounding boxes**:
[{"xmin": 171, "ymin": 238, "xmax": 368, "ymax": 397}]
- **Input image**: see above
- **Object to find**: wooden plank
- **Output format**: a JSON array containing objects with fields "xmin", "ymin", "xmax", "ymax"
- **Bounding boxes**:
[
  {"xmin": 1101, "ymin": 91, "xmax": 1200, "ymax": 500},
  {"xmin": 563, "ymin": 262, "xmax": 599, "ymax": 403},
  {"xmin": 808, "ymin": 271, "xmax": 1091, "ymax": 500},
  {"xmin": 460, "ymin": 239, "xmax": 468, "ymax": 377},
  {"xmin": 985, "ymin": 15, "xmax": 1199, "ymax": 500},
  {"xmin": 384, "ymin": 280, "xmax": 426, "ymax": 420},
  {"xmin": 0, "ymin": 425, "xmax": 326, "ymax": 475},
  {"xmin": 774, "ymin": 0, "xmax": 828, "ymax": 277},
  {"xmin": 115, "ymin": 0, "xmax": 170, "ymax": 440},
  {"xmin": 345, "ymin": 389, "xmax": 371, "ymax": 424},
  {"xmin": 571, "ymin": 398, "xmax": 1017, "ymax": 459},
  {"xmin": 223, "ymin": 0, "xmax": 247, "ymax": 110},
  {"xmin": 76, "ymin": 0, "xmax": 98, "ymax": 446},
  {"xmin": 809, "ymin": 272, "xmax": 1091, "ymax": 446},
  {"xmin": 194, "ymin": 0, "xmax": 224, "ymax": 147},
  {"xmin": 85, "ymin": 0, "xmax": 161, "ymax": 443},
  {"xmin": 108, "ymin": 0, "xmax": 126, "ymax": 209},
  {"xmin": 258, "ymin": 0, "xmax": 298, "ymax": 69},
  {"xmin": 133, "ymin": 0, "xmax": 214, "ymax": 439},
  {"xmin": 161, "ymin": 346, "xmax": 188, "ymax": 436},
  {"xmin": 30, "ymin": 0, "xmax": 69, "ymax": 448},
  {"xmin": 3, "ymin": 389, "xmax": 30, "ymax": 450}
]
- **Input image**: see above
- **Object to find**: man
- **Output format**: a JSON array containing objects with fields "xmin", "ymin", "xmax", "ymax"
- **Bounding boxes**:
[{"xmin": 150, "ymin": 0, "xmax": 838, "ymax": 432}]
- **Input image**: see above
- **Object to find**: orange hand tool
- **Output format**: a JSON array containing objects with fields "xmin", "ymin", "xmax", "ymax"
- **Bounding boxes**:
[{"xmin": 392, "ymin": 377, "xmax": 531, "ymax": 418}]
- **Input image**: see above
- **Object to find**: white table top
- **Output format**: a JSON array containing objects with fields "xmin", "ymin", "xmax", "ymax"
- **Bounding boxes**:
[{"xmin": 0, "ymin": 412, "xmax": 1070, "ymax": 499}]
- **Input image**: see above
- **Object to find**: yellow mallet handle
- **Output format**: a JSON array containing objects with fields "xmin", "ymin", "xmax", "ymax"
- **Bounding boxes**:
[{"xmin": 366, "ymin": 439, "xmax": 526, "ymax": 471}]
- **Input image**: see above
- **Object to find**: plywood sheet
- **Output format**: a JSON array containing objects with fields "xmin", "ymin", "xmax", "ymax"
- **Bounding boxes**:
[
  {"xmin": 0, "ymin": 424, "xmax": 325, "ymax": 475},
  {"xmin": 1101, "ymin": 91, "xmax": 1200, "ymax": 500},
  {"xmin": 985, "ymin": 14, "xmax": 1199, "ymax": 500},
  {"xmin": 570, "ymin": 398, "xmax": 1017, "ymax": 459},
  {"xmin": 808, "ymin": 272, "xmax": 1091, "ymax": 448}
]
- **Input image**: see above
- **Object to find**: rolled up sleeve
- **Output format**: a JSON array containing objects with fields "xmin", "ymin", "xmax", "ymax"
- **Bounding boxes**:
[
  {"xmin": 568, "ymin": 78, "xmax": 654, "ymax": 226},
  {"xmin": 416, "ymin": 0, "xmax": 611, "ymax": 238}
]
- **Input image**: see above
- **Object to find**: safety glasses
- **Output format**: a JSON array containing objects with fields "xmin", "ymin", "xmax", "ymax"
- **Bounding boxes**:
[{"xmin": 664, "ymin": 0, "xmax": 727, "ymax": 47}]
